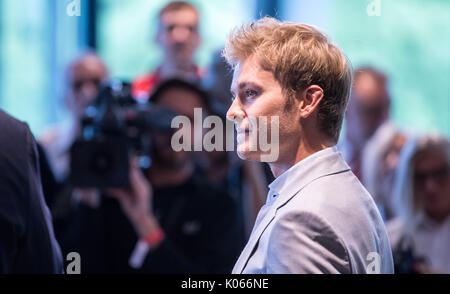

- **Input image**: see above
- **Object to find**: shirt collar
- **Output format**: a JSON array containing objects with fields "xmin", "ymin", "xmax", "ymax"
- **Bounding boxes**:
[{"xmin": 266, "ymin": 146, "xmax": 351, "ymax": 205}]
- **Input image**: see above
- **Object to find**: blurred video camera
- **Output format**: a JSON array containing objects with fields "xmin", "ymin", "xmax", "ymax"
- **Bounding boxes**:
[{"xmin": 70, "ymin": 80, "xmax": 177, "ymax": 189}]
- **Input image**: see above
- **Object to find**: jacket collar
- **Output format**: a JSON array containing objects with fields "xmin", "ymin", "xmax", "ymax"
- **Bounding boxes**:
[{"xmin": 267, "ymin": 146, "xmax": 351, "ymax": 207}]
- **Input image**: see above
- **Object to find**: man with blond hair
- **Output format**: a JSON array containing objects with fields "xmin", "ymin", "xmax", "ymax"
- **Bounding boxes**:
[{"xmin": 224, "ymin": 17, "xmax": 394, "ymax": 274}]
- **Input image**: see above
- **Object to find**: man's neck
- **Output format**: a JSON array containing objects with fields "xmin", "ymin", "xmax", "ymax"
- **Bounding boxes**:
[
  {"xmin": 148, "ymin": 161, "xmax": 194, "ymax": 189},
  {"xmin": 269, "ymin": 138, "xmax": 334, "ymax": 179}
]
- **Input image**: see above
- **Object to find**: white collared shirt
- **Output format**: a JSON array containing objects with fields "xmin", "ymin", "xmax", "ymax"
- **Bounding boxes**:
[{"xmin": 267, "ymin": 147, "xmax": 339, "ymax": 203}]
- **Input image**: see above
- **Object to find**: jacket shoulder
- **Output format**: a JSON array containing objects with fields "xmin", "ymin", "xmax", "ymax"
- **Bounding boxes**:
[
  {"xmin": 0, "ymin": 110, "xmax": 28, "ymax": 136},
  {"xmin": 283, "ymin": 171, "xmax": 394, "ymax": 273},
  {"xmin": 267, "ymin": 209, "xmax": 351, "ymax": 273},
  {"xmin": 0, "ymin": 109, "xmax": 32, "ymax": 208},
  {"xmin": 0, "ymin": 110, "xmax": 31, "ymax": 156}
]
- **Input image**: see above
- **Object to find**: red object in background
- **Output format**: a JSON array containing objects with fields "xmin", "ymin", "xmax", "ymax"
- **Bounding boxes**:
[{"xmin": 132, "ymin": 66, "xmax": 203, "ymax": 101}]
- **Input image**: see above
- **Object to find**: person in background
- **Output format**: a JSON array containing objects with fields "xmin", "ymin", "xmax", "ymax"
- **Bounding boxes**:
[
  {"xmin": 203, "ymin": 49, "xmax": 234, "ymax": 107},
  {"xmin": 38, "ymin": 52, "xmax": 109, "ymax": 237},
  {"xmin": 0, "ymin": 109, "xmax": 63, "ymax": 273},
  {"xmin": 146, "ymin": 79, "xmax": 246, "ymax": 254},
  {"xmin": 132, "ymin": 1, "xmax": 203, "ymax": 99},
  {"xmin": 39, "ymin": 52, "xmax": 109, "ymax": 182},
  {"xmin": 387, "ymin": 134, "xmax": 450, "ymax": 274},
  {"xmin": 339, "ymin": 66, "xmax": 392, "ymax": 180}
]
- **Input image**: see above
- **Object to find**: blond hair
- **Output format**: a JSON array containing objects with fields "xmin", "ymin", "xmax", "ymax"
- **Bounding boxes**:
[{"xmin": 223, "ymin": 17, "xmax": 352, "ymax": 142}]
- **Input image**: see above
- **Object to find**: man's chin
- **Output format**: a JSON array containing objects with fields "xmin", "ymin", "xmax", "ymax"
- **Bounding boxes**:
[{"xmin": 237, "ymin": 145, "xmax": 262, "ymax": 162}]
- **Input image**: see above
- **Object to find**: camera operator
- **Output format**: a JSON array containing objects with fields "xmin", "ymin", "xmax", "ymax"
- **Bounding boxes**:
[{"xmin": 61, "ymin": 79, "xmax": 242, "ymax": 273}]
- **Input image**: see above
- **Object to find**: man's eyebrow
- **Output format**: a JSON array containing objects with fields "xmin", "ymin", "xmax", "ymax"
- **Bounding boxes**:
[
  {"xmin": 231, "ymin": 81, "xmax": 262, "ymax": 95},
  {"xmin": 237, "ymin": 81, "xmax": 262, "ymax": 90}
]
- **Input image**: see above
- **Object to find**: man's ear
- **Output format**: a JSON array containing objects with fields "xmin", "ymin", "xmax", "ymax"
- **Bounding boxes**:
[{"xmin": 298, "ymin": 85, "xmax": 324, "ymax": 118}]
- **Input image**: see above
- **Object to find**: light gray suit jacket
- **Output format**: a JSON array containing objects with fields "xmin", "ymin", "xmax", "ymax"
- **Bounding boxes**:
[{"xmin": 232, "ymin": 147, "xmax": 394, "ymax": 274}]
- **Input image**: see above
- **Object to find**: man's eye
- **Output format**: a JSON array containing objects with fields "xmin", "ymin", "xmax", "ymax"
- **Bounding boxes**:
[{"xmin": 246, "ymin": 90, "xmax": 257, "ymax": 98}]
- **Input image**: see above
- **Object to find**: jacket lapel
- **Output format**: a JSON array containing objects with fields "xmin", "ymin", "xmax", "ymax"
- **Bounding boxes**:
[{"xmin": 233, "ymin": 204, "xmax": 277, "ymax": 273}]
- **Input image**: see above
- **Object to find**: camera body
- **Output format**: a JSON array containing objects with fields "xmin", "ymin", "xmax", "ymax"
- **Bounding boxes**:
[{"xmin": 70, "ymin": 80, "xmax": 177, "ymax": 189}]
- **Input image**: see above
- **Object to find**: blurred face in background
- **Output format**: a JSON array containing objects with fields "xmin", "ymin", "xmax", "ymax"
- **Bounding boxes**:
[
  {"xmin": 346, "ymin": 72, "xmax": 390, "ymax": 146},
  {"xmin": 152, "ymin": 87, "xmax": 206, "ymax": 169},
  {"xmin": 157, "ymin": 8, "xmax": 200, "ymax": 66},
  {"xmin": 413, "ymin": 150, "xmax": 450, "ymax": 223},
  {"xmin": 66, "ymin": 54, "xmax": 108, "ymax": 120}
]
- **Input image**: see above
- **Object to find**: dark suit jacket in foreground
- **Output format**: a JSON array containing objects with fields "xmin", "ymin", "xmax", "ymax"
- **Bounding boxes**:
[{"xmin": 0, "ymin": 110, "xmax": 63, "ymax": 273}]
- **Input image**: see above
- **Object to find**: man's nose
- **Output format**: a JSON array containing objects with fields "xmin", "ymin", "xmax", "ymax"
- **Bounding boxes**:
[
  {"xmin": 226, "ymin": 97, "xmax": 245, "ymax": 122},
  {"xmin": 172, "ymin": 26, "xmax": 190, "ymax": 43}
]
